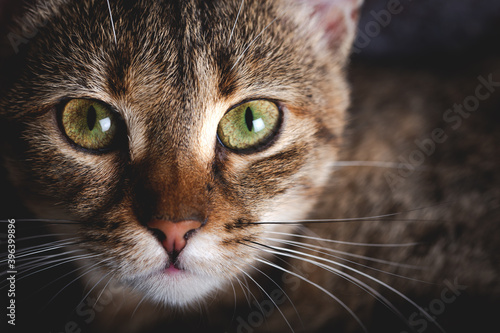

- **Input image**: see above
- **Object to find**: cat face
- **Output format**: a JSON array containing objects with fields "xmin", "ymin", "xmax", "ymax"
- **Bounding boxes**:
[{"xmin": 0, "ymin": 0, "xmax": 359, "ymax": 306}]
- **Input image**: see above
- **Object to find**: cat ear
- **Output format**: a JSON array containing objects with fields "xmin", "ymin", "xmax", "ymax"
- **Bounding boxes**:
[{"xmin": 297, "ymin": 0, "xmax": 364, "ymax": 60}]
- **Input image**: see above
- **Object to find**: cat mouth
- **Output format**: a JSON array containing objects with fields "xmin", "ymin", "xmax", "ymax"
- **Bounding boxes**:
[
  {"xmin": 164, "ymin": 264, "xmax": 183, "ymax": 275},
  {"xmin": 163, "ymin": 253, "xmax": 184, "ymax": 274},
  {"xmin": 165, "ymin": 259, "xmax": 181, "ymax": 269}
]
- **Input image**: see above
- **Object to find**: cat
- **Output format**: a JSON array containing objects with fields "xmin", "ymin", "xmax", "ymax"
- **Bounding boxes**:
[{"xmin": 1, "ymin": 0, "xmax": 499, "ymax": 332}]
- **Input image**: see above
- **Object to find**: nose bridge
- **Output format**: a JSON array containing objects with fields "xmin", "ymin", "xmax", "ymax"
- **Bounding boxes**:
[{"xmin": 148, "ymin": 153, "xmax": 209, "ymax": 222}]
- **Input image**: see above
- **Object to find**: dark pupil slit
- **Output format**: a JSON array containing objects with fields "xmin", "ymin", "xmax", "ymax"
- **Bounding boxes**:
[
  {"xmin": 245, "ymin": 107, "xmax": 253, "ymax": 132},
  {"xmin": 87, "ymin": 105, "xmax": 97, "ymax": 131}
]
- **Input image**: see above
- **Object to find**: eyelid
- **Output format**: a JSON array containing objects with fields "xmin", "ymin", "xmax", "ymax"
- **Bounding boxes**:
[{"xmin": 223, "ymin": 98, "xmax": 283, "ymax": 115}]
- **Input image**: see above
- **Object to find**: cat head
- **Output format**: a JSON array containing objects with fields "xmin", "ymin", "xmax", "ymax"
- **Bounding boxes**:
[{"xmin": 0, "ymin": 0, "xmax": 361, "ymax": 306}]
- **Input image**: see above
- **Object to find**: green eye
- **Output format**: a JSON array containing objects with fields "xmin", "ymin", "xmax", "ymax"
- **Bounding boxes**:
[
  {"xmin": 217, "ymin": 100, "xmax": 280, "ymax": 151},
  {"xmin": 61, "ymin": 99, "xmax": 119, "ymax": 151}
]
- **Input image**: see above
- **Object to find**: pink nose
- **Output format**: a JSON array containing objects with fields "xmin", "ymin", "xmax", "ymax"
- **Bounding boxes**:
[{"xmin": 148, "ymin": 219, "xmax": 202, "ymax": 253}]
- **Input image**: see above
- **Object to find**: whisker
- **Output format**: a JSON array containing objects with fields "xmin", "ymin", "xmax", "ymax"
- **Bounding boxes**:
[
  {"xmin": 15, "ymin": 237, "xmax": 79, "ymax": 252},
  {"xmin": 263, "ymin": 237, "xmax": 430, "ymax": 286},
  {"xmin": 5, "ymin": 251, "xmax": 83, "ymax": 275},
  {"xmin": 228, "ymin": 279, "xmax": 238, "ymax": 321},
  {"xmin": 5, "ymin": 239, "xmax": 80, "ymax": 260},
  {"xmin": 267, "ymin": 231, "xmax": 418, "ymax": 248},
  {"xmin": 2, "ymin": 251, "xmax": 86, "ymax": 278},
  {"xmin": 240, "ymin": 273, "xmax": 264, "ymax": 313},
  {"xmin": 15, "ymin": 249, "xmax": 85, "ymax": 268},
  {"xmin": 252, "ymin": 241, "xmax": 444, "ymax": 333},
  {"xmin": 228, "ymin": 0, "xmax": 244, "ymax": 46},
  {"xmin": 44, "ymin": 257, "xmax": 112, "ymax": 309},
  {"xmin": 240, "ymin": 202, "xmax": 453, "ymax": 225},
  {"xmin": 13, "ymin": 246, "xmax": 79, "ymax": 261},
  {"xmin": 0, "ymin": 218, "xmax": 81, "ymax": 224},
  {"xmin": 93, "ymin": 272, "xmax": 116, "ymax": 308},
  {"xmin": 106, "ymin": 0, "xmax": 117, "ymax": 44},
  {"xmin": 13, "ymin": 233, "xmax": 74, "ymax": 243},
  {"xmin": 0, "ymin": 253, "xmax": 100, "ymax": 290},
  {"xmin": 16, "ymin": 253, "xmax": 102, "ymax": 282},
  {"xmin": 1, "ymin": 239, "xmax": 79, "ymax": 262},
  {"xmin": 230, "ymin": 17, "xmax": 278, "ymax": 71},
  {"xmin": 254, "ymin": 255, "xmax": 367, "ymax": 333},
  {"xmin": 245, "ymin": 212, "xmax": 407, "ymax": 225},
  {"xmin": 234, "ymin": 276, "xmax": 252, "ymax": 308},
  {"xmin": 329, "ymin": 160, "xmax": 427, "ymax": 170},
  {"xmin": 264, "ymin": 237, "xmax": 422, "ymax": 270},
  {"xmin": 253, "ymin": 250, "xmax": 413, "ymax": 333},
  {"xmin": 132, "ymin": 294, "xmax": 148, "ymax": 318},
  {"xmin": 76, "ymin": 269, "xmax": 114, "ymax": 313},
  {"xmin": 239, "ymin": 218, "xmax": 445, "ymax": 225},
  {"xmin": 238, "ymin": 266, "xmax": 295, "ymax": 333},
  {"xmin": 246, "ymin": 262, "xmax": 303, "ymax": 329}
]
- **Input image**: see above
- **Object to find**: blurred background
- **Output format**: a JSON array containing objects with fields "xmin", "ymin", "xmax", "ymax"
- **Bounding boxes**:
[{"xmin": 354, "ymin": 0, "xmax": 500, "ymax": 62}]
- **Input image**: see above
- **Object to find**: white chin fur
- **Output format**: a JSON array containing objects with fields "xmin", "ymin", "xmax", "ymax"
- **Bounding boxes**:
[
  {"xmin": 125, "ymin": 232, "xmax": 229, "ymax": 307},
  {"xmin": 132, "ymin": 271, "xmax": 224, "ymax": 307}
]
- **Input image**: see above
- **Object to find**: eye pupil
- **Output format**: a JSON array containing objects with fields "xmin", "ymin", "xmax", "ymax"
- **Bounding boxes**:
[
  {"xmin": 87, "ymin": 105, "xmax": 97, "ymax": 131},
  {"xmin": 245, "ymin": 106, "xmax": 254, "ymax": 132}
]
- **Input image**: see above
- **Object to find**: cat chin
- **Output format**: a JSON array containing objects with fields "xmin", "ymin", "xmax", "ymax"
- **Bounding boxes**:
[
  {"xmin": 111, "ymin": 232, "xmax": 233, "ymax": 307},
  {"xmin": 128, "ymin": 269, "xmax": 225, "ymax": 307}
]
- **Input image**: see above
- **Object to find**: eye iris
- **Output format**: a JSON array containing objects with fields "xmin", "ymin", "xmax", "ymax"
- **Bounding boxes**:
[
  {"xmin": 217, "ymin": 100, "xmax": 280, "ymax": 151},
  {"xmin": 61, "ymin": 99, "xmax": 117, "ymax": 150}
]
